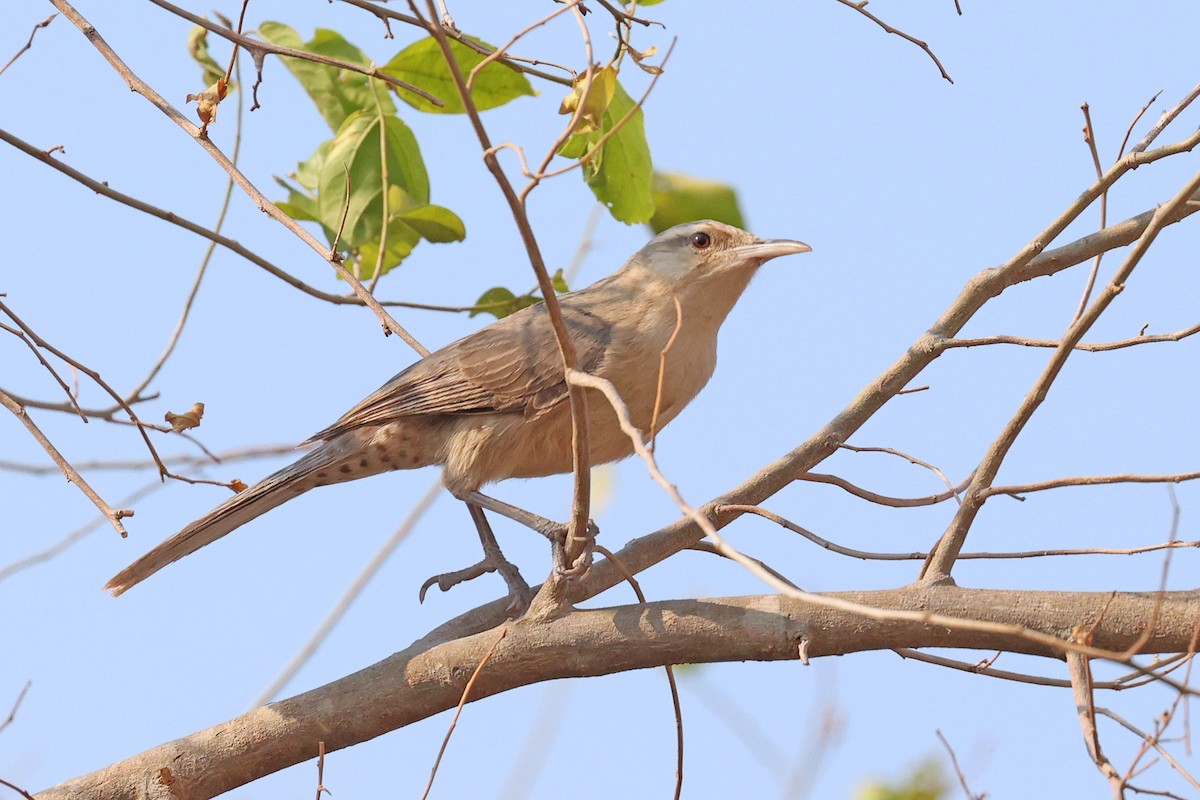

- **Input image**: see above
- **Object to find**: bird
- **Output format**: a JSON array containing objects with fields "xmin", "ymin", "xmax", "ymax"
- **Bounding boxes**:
[{"xmin": 105, "ymin": 220, "xmax": 810, "ymax": 597}]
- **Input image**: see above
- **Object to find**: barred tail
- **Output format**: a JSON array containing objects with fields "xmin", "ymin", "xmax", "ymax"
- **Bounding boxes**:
[{"xmin": 105, "ymin": 443, "xmax": 350, "ymax": 596}]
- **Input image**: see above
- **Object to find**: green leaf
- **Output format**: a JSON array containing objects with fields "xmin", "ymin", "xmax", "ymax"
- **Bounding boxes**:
[
  {"xmin": 291, "ymin": 139, "xmax": 332, "ymax": 192},
  {"xmin": 560, "ymin": 78, "xmax": 654, "ymax": 224},
  {"xmin": 351, "ymin": 227, "xmax": 420, "ymax": 280},
  {"xmin": 551, "ymin": 268, "xmax": 570, "ymax": 293},
  {"xmin": 258, "ymin": 22, "xmax": 395, "ymax": 131},
  {"xmin": 649, "ymin": 171, "xmax": 745, "ymax": 233},
  {"xmin": 383, "ymin": 37, "xmax": 535, "ymax": 114},
  {"xmin": 273, "ymin": 178, "xmax": 321, "ymax": 223},
  {"xmin": 187, "ymin": 26, "xmax": 226, "ymax": 87},
  {"xmin": 471, "ymin": 287, "xmax": 540, "ymax": 319},
  {"xmin": 318, "ymin": 111, "xmax": 430, "ymax": 247},
  {"xmin": 558, "ymin": 66, "xmax": 616, "ymax": 134},
  {"xmin": 396, "ymin": 204, "xmax": 466, "ymax": 243}
]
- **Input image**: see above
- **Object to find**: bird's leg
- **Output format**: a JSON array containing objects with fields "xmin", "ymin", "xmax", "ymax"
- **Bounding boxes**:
[
  {"xmin": 459, "ymin": 490, "xmax": 568, "ymax": 541},
  {"xmin": 462, "ymin": 490, "xmax": 597, "ymax": 579},
  {"xmin": 419, "ymin": 502, "xmax": 532, "ymax": 616}
]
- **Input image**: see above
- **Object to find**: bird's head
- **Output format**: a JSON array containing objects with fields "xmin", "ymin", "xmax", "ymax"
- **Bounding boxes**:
[{"xmin": 631, "ymin": 220, "xmax": 811, "ymax": 292}]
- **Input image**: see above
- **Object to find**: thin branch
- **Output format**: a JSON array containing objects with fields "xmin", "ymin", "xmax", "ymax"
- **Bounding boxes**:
[
  {"xmin": 989, "ymin": 470, "xmax": 1200, "ymax": 499},
  {"xmin": 936, "ymin": 729, "xmax": 983, "ymax": 800},
  {"xmin": 567, "ymin": 370, "xmax": 1177, "ymax": 671},
  {"xmin": 0, "ymin": 299, "xmax": 168, "ymax": 477},
  {"xmin": 799, "ymin": 471, "xmax": 971, "ymax": 508},
  {"xmin": 924, "ymin": 164, "xmax": 1200, "ymax": 580},
  {"xmin": 0, "ymin": 682, "xmax": 31, "ymax": 735},
  {"xmin": 125, "ymin": 49, "xmax": 247, "ymax": 402},
  {"xmin": 0, "ymin": 388, "xmax": 132, "ymax": 537},
  {"xmin": 1069, "ymin": 649, "xmax": 1126, "ymax": 797},
  {"xmin": 1132, "ymin": 81, "xmax": 1200, "ymax": 154},
  {"xmin": 720, "ymin": 503, "xmax": 1200, "ymax": 562},
  {"xmin": 840, "ymin": 443, "xmax": 962, "ymax": 504},
  {"xmin": 1097, "ymin": 708, "xmax": 1200, "ymax": 793},
  {"xmin": 0, "ymin": 318, "xmax": 86, "ymax": 422},
  {"xmin": 0, "ymin": 777, "xmax": 35, "ymax": 800},
  {"xmin": 144, "ymin": 0, "xmax": 442, "ymax": 106},
  {"xmin": 412, "ymin": 0, "xmax": 593, "ymax": 581},
  {"xmin": 0, "ymin": 480, "xmax": 164, "ymax": 583},
  {"xmin": 465, "ymin": 0, "xmax": 581, "ymax": 91},
  {"xmin": 337, "ymin": 0, "xmax": 575, "ymax": 85},
  {"xmin": 0, "ymin": 13, "xmax": 56, "ymax": 78},
  {"xmin": 649, "ymin": 294, "xmax": 683, "ymax": 452},
  {"xmin": 49, "ymin": 1, "xmax": 428, "ymax": 354},
  {"xmin": 0, "ymin": 127, "xmax": 505, "ymax": 315},
  {"xmin": 1072, "ymin": 102, "xmax": 1107, "ymax": 321},
  {"xmin": 419, "ymin": 627, "xmax": 508, "ymax": 800},
  {"xmin": 595, "ymin": 544, "xmax": 684, "ymax": 800},
  {"xmin": 832, "ymin": 0, "xmax": 954, "ymax": 83},
  {"xmin": 945, "ymin": 323, "xmax": 1200, "ymax": 352}
]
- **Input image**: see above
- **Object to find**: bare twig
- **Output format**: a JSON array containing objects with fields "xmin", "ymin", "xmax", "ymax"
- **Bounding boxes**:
[
  {"xmin": 126, "ymin": 50, "xmax": 247, "ymax": 401},
  {"xmin": 989, "ymin": 470, "xmax": 1200, "ymax": 499},
  {"xmin": 0, "ymin": 682, "xmax": 31, "ymax": 735},
  {"xmin": 419, "ymin": 627, "xmax": 508, "ymax": 800},
  {"xmin": 145, "ymin": 0, "xmax": 442, "ymax": 106},
  {"xmin": 0, "ymin": 388, "xmax": 132, "ymax": 537},
  {"xmin": 596, "ymin": 544, "xmax": 684, "ymax": 800},
  {"xmin": 936, "ymin": 729, "xmax": 983, "ymax": 800},
  {"xmin": 649, "ymin": 294, "xmax": 683, "ymax": 452},
  {"xmin": 0, "ymin": 127, "xmax": 507, "ymax": 315},
  {"xmin": 840, "ymin": 443, "xmax": 962, "ymax": 503},
  {"xmin": 923, "ymin": 164, "xmax": 1200, "ymax": 581},
  {"xmin": 720, "ymin": 503, "xmax": 1200, "ymax": 562},
  {"xmin": 832, "ymin": 0, "xmax": 954, "ymax": 83},
  {"xmin": 412, "ymin": 0, "xmax": 593, "ymax": 579},
  {"xmin": 337, "ymin": 0, "xmax": 575, "ymax": 85},
  {"xmin": 0, "ymin": 480, "xmax": 164, "ymax": 583},
  {"xmin": 0, "ymin": 13, "xmax": 56, "ymax": 78},
  {"xmin": 313, "ymin": 742, "xmax": 329, "ymax": 800},
  {"xmin": 1072, "ymin": 102, "xmax": 1107, "ymax": 321},
  {"xmin": 0, "ymin": 299, "xmax": 168, "ymax": 477},
  {"xmin": 1069, "ymin": 650, "xmax": 1125, "ymax": 797},
  {"xmin": 944, "ymin": 323, "xmax": 1200, "ymax": 352},
  {"xmin": 1097, "ymin": 708, "xmax": 1200, "ymax": 793},
  {"xmin": 0, "ymin": 777, "xmax": 35, "ymax": 800},
  {"xmin": 0, "ymin": 318, "xmax": 86, "ymax": 422},
  {"xmin": 1132, "ymin": 81, "xmax": 1200, "ymax": 154},
  {"xmin": 0, "ymin": 443, "xmax": 297, "ymax": 476},
  {"xmin": 799, "ymin": 470, "xmax": 972, "ymax": 508},
  {"xmin": 50, "ymin": 0, "xmax": 428, "ymax": 355}
]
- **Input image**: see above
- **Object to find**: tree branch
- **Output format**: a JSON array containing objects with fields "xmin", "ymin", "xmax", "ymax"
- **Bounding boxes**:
[{"xmin": 35, "ymin": 587, "xmax": 1200, "ymax": 800}]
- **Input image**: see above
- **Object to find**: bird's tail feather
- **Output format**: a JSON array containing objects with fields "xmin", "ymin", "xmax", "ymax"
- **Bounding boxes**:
[{"xmin": 105, "ymin": 442, "xmax": 357, "ymax": 596}]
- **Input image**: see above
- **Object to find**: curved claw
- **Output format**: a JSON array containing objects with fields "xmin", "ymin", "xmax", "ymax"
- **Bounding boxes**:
[
  {"xmin": 419, "ymin": 560, "xmax": 492, "ymax": 603},
  {"xmin": 418, "ymin": 556, "xmax": 533, "ymax": 617}
]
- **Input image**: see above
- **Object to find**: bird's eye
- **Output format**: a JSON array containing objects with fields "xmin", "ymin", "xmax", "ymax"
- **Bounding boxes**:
[{"xmin": 689, "ymin": 231, "xmax": 712, "ymax": 249}]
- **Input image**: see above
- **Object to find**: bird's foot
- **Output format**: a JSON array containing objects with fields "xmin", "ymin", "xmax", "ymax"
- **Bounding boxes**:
[
  {"xmin": 419, "ymin": 555, "xmax": 533, "ymax": 617},
  {"xmin": 552, "ymin": 519, "xmax": 598, "ymax": 579}
]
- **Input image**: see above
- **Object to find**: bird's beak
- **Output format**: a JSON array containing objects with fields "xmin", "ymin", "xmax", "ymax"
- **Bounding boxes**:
[{"xmin": 733, "ymin": 238, "xmax": 813, "ymax": 262}]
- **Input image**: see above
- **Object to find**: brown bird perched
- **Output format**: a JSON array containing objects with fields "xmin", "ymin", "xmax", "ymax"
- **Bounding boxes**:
[{"xmin": 105, "ymin": 220, "xmax": 810, "ymax": 598}]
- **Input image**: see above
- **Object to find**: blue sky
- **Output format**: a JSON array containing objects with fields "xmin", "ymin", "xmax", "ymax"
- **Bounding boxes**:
[{"xmin": 3, "ymin": 2, "xmax": 1199, "ymax": 798}]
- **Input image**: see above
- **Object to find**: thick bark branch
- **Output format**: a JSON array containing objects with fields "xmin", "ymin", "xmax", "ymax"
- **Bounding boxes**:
[{"xmin": 36, "ymin": 586, "xmax": 1200, "ymax": 800}]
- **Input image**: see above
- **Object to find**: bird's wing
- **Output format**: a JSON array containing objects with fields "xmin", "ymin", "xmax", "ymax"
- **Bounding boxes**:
[{"xmin": 306, "ymin": 302, "xmax": 611, "ymax": 441}]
